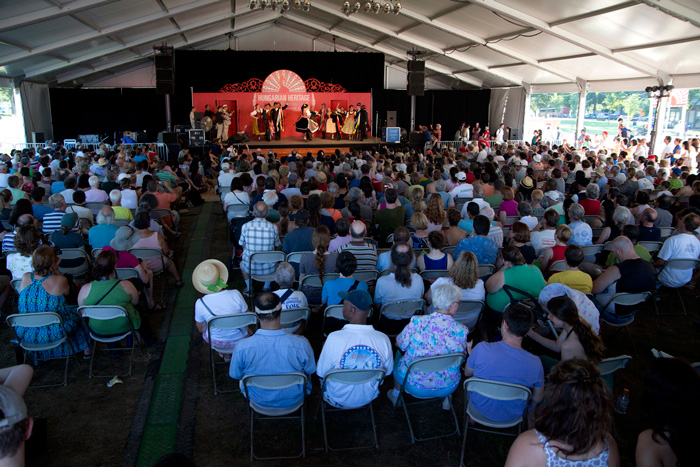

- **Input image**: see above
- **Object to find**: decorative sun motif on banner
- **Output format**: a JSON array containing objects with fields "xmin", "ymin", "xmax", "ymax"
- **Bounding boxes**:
[{"xmin": 262, "ymin": 69, "xmax": 307, "ymax": 93}]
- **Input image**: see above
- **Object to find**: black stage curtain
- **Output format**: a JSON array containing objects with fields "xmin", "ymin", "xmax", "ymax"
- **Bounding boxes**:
[
  {"xmin": 373, "ymin": 89, "xmax": 490, "ymax": 140},
  {"xmin": 50, "ymin": 88, "xmax": 166, "ymax": 143},
  {"xmin": 172, "ymin": 50, "xmax": 384, "ymax": 126}
]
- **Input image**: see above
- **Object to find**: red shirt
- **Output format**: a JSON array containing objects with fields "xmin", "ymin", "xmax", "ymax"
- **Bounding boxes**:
[{"xmin": 578, "ymin": 199, "xmax": 601, "ymax": 216}]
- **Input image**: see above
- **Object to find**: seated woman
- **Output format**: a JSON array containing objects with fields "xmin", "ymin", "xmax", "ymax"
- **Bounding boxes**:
[
  {"xmin": 131, "ymin": 210, "xmax": 183, "ymax": 287},
  {"xmin": 416, "ymin": 231, "xmax": 453, "ymax": 272},
  {"xmin": 444, "ymin": 208, "xmax": 467, "ymax": 246},
  {"xmin": 505, "ymin": 359, "xmax": 619, "ymax": 466},
  {"xmin": 410, "ymin": 212, "xmax": 430, "ymax": 249},
  {"xmin": 539, "ymin": 224, "xmax": 572, "ymax": 275},
  {"xmin": 636, "ymin": 358, "xmax": 700, "ymax": 467},
  {"xmin": 223, "ymin": 177, "xmax": 251, "ymax": 221},
  {"xmin": 389, "ymin": 284, "xmax": 468, "ymax": 404},
  {"xmin": 299, "ymin": 226, "xmax": 337, "ymax": 304},
  {"xmin": 375, "ymin": 243, "xmax": 424, "ymax": 330},
  {"xmin": 425, "ymin": 194, "xmax": 446, "ymax": 232},
  {"xmin": 103, "ymin": 225, "xmax": 159, "ymax": 311},
  {"xmin": 510, "ymin": 221, "xmax": 536, "ymax": 265},
  {"xmin": 49, "ymin": 213, "xmax": 88, "ymax": 270},
  {"xmin": 7, "ymin": 225, "xmax": 41, "ymax": 281},
  {"xmin": 425, "ymin": 251, "xmax": 485, "ymax": 313},
  {"xmin": 526, "ymin": 295, "xmax": 605, "ymax": 373},
  {"xmin": 596, "ymin": 206, "xmax": 631, "ymax": 245},
  {"xmin": 17, "ymin": 245, "xmax": 91, "ymax": 359},
  {"xmin": 77, "ymin": 249, "xmax": 148, "ymax": 342}
]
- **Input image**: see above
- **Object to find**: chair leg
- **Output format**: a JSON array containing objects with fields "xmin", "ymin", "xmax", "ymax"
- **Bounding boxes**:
[
  {"xmin": 62, "ymin": 354, "xmax": 69, "ymax": 387},
  {"xmin": 369, "ymin": 401, "xmax": 379, "ymax": 449},
  {"xmin": 400, "ymin": 394, "xmax": 417, "ymax": 444},
  {"xmin": 320, "ymin": 400, "xmax": 329, "ymax": 453},
  {"xmin": 88, "ymin": 342, "xmax": 96, "ymax": 378},
  {"xmin": 675, "ymin": 288, "xmax": 687, "ymax": 315},
  {"xmin": 449, "ymin": 397, "xmax": 461, "ymax": 437},
  {"xmin": 211, "ymin": 348, "xmax": 218, "ymax": 395},
  {"xmin": 624, "ymin": 326, "xmax": 638, "ymax": 356},
  {"xmin": 249, "ymin": 407, "xmax": 255, "ymax": 462},
  {"xmin": 301, "ymin": 405, "xmax": 306, "ymax": 459},
  {"xmin": 460, "ymin": 418, "xmax": 469, "ymax": 467}
]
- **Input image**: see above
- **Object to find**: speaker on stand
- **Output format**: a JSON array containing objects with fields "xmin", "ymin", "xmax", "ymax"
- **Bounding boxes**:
[
  {"xmin": 407, "ymin": 60, "xmax": 425, "ymax": 96},
  {"xmin": 155, "ymin": 54, "xmax": 174, "ymax": 95}
]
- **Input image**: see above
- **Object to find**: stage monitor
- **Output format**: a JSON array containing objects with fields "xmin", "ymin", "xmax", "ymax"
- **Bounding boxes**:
[
  {"xmin": 189, "ymin": 129, "xmax": 205, "ymax": 146},
  {"xmin": 382, "ymin": 127, "xmax": 401, "ymax": 144},
  {"xmin": 78, "ymin": 134, "xmax": 99, "ymax": 144}
]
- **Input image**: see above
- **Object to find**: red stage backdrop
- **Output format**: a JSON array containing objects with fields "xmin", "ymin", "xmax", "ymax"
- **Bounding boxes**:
[{"xmin": 193, "ymin": 69, "xmax": 371, "ymax": 139}]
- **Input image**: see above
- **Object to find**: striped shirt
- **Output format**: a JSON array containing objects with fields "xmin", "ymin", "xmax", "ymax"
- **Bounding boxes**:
[
  {"xmin": 42, "ymin": 210, "xmax": 81, "ymax": 235},
  {"xmin": 337, "ymin": 240, "xmax": 378, "ymax": 271},
  {"xmin": 2, "ymin": 232, "xmax": 16, "ymax": 252}
]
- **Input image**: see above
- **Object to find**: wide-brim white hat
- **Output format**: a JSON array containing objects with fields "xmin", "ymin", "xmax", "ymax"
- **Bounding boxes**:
[{"xmin": 192, "ymin": 259, "xmax": 229, "ymax": 295}]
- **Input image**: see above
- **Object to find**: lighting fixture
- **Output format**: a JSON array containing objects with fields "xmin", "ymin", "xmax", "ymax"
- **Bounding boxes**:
[
  {"xmin": 248, "ymin": 0, "xmax": 308, "ymax": 10},
  {"xmin": 344, "ymin": 0, "xmax": 401, "ymax": 15}
]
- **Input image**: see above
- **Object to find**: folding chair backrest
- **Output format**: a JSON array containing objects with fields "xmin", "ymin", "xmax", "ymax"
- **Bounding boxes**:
[
  {"xmin": 659, "ymin": 227, "xmax": 674, "ymax": 239},
  {"xmin": 610, "ymin": 292, "xmax": 651, "ymax": 307},
  {"xmin": 548, "ymin": 260, "xmax": 567, "ymax": 273},
  {"xmin": 59, "ymin": 248, "xmax": 88, "ymax": 261},
  {"xmin": 598, "ymin": 355, "xmax": 632, "ymax": 376},
  {"xmin": 242, "ymin": 372, "xmax": 306, "ymax": 391},
  {"xmin": 465, "ymin": 377, "xmax": 532, "ymax": 402},
  {"xmin": 352, "ymin": 270, "xmax": 378, "ymax": 282},
  {"xmin": 380, "ymin": 299, "xmax": 425, "ymax": 320},
  {"xmin": 441, "ymin": 246, "xmax": 455, "ymax": 256},
  {"xmin": 10, "ymin": 279, "xmax": 22, "ymax": 294},
  {"xmin": 92, "ymin": 248, "xmax": 103, "ymax": 261},
  {"xmin": 454, "ymin": 301, "xmax": 484, "ymax": 329},
  {"xmin": 665, "ymin": 258, "xmax": 700, "ymax": 270},
  {"xmin": 477, "ymin": 264, "xmax": 495, "ymax": 276},
  {"xmin": 602, "ymin": 241, "xmax": 613, "ymax": 251},
  {"xmin": 420, "ymin": 269, "xmax": 449, "ymax": 282},
  {"xmin": 78, "ymin": 305, "xmax": 128, "ymax": 321},
  {"xmin": 227, "ymin": 204, "xmax": 249, "ymax": 214},
  {"xmin": 637, "ymin": 241, "xmax": 662, "ymax": 253},
  {"xmin": 129, "ymin": 248, "xmax": 166, "ymax": 272},
  {"xmin": 504, "ymin": 216, "xmax": 519, "ymax": 226},
  {"xmin": 407, "ymin": 353, "xmax": 465, "ymax": 373},
  {"xmin": 324, "ymin": 368, "xmax": 386, "ymax": 386},
  {"xmin": 285, "ymin": 251, "xmax": 310, "ymax": 266},
  {"xmin": 209, "ymin": 313, "xmax": 257, "ymax": 331},
  {"xmin": 85, "ymin": 202, "xmax": 107, "ymax": 212},
  {"xmin": 324, "ymin": 305, "xmax": 345, "ymax": 321},
  {"xmin": 114, "ymin": 219, "xmax": 129, "ymax": 227},
  {"xmin": 250, "ymin": 251, "xmax": 285, "ymax": 265},
  {"xmin": 592, "ymin": 228, "xmax": 604, "ymax": 240},
  {"xmin": 153, "ymin": 209, "xmax": 174, "ymax": 222},
  {"xmin": 116, "ymin": 268, "xmax": 140, "ymax": 280},
  {"xmin": 7, "ymin": 312, "xmax": 61, "ymax": 328},
  {"xmin": 280, "ymin": 308, "xmax": 310, "ymax": 329},
  {"xmin": 581, "ymin": 244, "xmax": 603, "ymax": 256},
  {"xmin": 299, "ymin": 273, "xmax": 340, "ymax": 290}
]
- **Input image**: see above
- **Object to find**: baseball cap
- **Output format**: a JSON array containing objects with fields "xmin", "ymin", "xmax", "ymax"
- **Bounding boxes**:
[
  {"xmin": 339, "ymin": 289, "xmax": 373, "ymax": 311},
  {"xmin": 117, "ymin": 173, "xmax": 130, "ymax": 182},
  {"xmin": 545, "ymin": 190, "xmax": 559, "ymax": 200},
  {"xmin": 456, "ymin": 172, "xmax": 467, "ymax": 181},
  {"xmin": 0, "ymin": 386, "xmax": 27, "ymax": 428},
  {"xmin": 295, "ymin": 209, "xmax": 310, "ymax": 223},
  {"xmin": 221, "ymin": 162, "xmax": 230, "ymax": 171},
  {"xmin": 61, "ymin": 213, "xmax": 77, "ymax": 228}
]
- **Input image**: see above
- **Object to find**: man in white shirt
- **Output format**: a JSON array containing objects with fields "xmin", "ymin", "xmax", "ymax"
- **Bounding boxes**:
[
  {"xmin": 0, "ymin": 164, "xmax": 9, "ymax": 189},
  {"xmin": 461, "ymin": 185, "xmax": 489, "ymax": 218},
  {"xmin": 495, "ymin": 124, "xmax": 506, "ymax": 144},
  {"xmin": 662, "ymin": 136, "xmax": 674, "ymax": 160},
  {"xmin": 531, "ymin": 209, "xmax": 559, "ymax": 254},
  {"xmin": 217, "ymin": 162, "xmax": 234, "ymax": 193},
  {"xmin": 280, "ymin": 173, "xmax": 302, "ymax": 199},
  {"xmin": 449, "ymin": 172, "xmax": 473, "ymax": 200},
  {"xmin": 476, "ymin": 143, "xmax": 488, "ymax": 163},
  {"xmin": 316, "ymin": 290, "xmax": 393, "ymax": 408},
  {"xmin": 654, "ymin": 213, "xmax": 700, "ymax": 288},
  {"xmin": 633, "ymin": 138, "xmax": 648, "ymax": 159}
]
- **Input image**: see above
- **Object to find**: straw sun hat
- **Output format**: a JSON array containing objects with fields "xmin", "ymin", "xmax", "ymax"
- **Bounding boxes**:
[{"xmin": 192, "ymin": 259, "xmax": 229, "ymax": 295}]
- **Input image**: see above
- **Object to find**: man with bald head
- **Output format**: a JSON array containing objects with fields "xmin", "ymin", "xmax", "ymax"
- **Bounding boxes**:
[
  {"xmin": 337, "ymin": 220, "xmax": 378, "ymax": 270},
  {"xmin": 240, "ymin": 202, "xmax": 281, "ymax": 293},
  {"xmin": 592, "ymin": 235, "xmax": 656, "ymax": 323},
  {"xmin": 637, "ymin": 208, "xmax": 660, "ymax": 242}
]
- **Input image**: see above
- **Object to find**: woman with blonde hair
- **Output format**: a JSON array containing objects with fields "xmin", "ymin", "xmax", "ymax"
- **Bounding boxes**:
[
  {"xmin": 540, "ymin": 224, "xmax": 572, "ymax": 274},
  {"xmin": 426, "ymin": 194, "xmax": 446, "ymax": 232},
  {"xmin": 424, "ymin": 251, "xmax": 485, "ymax": 311},
  {"xmin": 299, "ymin": 226, "xmax": 337, "ymax": 303},
  {"xmin": 410, "ymin": 212, "xmax": 430, "ymax": 248},
  {"xmin": 530, "ymin": 189, "xmax": 545, "ymax": 217}
]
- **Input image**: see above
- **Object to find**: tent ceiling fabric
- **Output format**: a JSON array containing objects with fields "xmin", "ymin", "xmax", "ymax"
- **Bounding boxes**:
[{"xmin": 0, "ymin": 0, "xmax": 698, "ymax": 91}]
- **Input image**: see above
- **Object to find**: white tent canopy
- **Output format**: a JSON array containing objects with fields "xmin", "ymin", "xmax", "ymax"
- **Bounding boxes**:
[{"xmin": 0, "ymin": 0, "xmax": 698, "ymax": 92}]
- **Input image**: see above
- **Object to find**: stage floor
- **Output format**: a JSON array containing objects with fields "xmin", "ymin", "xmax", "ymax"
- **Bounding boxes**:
[{"xmin": 224, "ymin": 136, "xmax": 388, "ymax": 154}]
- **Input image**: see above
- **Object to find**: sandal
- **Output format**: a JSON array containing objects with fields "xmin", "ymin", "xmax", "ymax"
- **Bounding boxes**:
[
  {"xmin": 175, "ymin": 280, "xmax": 184, "ymax": 288},
  {"xmin": 147, "ymin": 303, "xmax": 165, "ymax": 312}
]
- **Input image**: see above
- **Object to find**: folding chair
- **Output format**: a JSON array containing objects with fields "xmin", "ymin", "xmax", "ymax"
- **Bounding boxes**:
[
  {"xmin": 10, "ymin": 279, "xmax": 22, "ymax": 295},
  {"xmin": 114, "ymin": 218, "xmax": 130, "ymax": 227},
  {"xmin": 638, "ymin": 241, "xmax": 663, "ymax": 254},
  {"xmin": 298, "ymin": 272, "xmax": 339, "ymax": 300},
  {"xmin": 460, "ymin": 378, "xmax": 532, "ymax": 466},
  {"xmin": 352, "ymin": 270, "xmax": 378, "ymax": 283},
  {"xmin": 6, "ymin": 312, "xmax": 73, "ymax": 388},
  {"xmin": 91, "ymin": 248, "xmax": 103, "ymax": 261},
  {"xmin": 598, "ymin": 292, "xmax": 651, "ymax": 355},
  {"xmin": 241, "ymin": 372, "xmax": 307, "ymax": 461},
  {"xmin": 115, "ymin": 268, "xmax": 140, "ymax": 281},
  {"xmin": 208, "ymin": 313, "xmax": 257, "ymax": 395},
  {"xmin": 78, "ymin": 305, "xmax": 139, "ymax": 378},
  {"xmin": 654, "ymin": 259, "xmax": 700, "ymax": 315},
  {"xmin": 592, "ymin": 228, "xmax": 604, "ymax": 241},
  {"xmin": 319, "ymin": 369, "xmax": 386, "ymax": 451},
  {"xmin": 153, "ymin": 208, "xmax": 176, "ymax": 228},
  {"xmin": 580, "ymin": 244, "xmax": 604, "ymax": 257},
  {"xmin": 659, "ymin": 227, "xmax": 674, "ymax": 240},
  {"xmin": 598, "ymin": 355, "xmax": 632, "ymax": 394},
  {"xmin": 504, "ymin": 216, "xmax": 519, "ymax": 226},
  {"xmin": 396, "ymin": 353, "xmax": 466, "ymax": 443},
  {"xmin": 454, "ymin": 300, "xmax": 484, "ymax": 330},
  {"xmin": 84, "ymin": 202, "xmax": 108, "ymax": 213},
  {"xmin": 280, "ymin": 307, "xmax": 310, "ymax": 331},
  {"xmin": 441, "ymin": 246, "xmax": 456, "ymax": 256},
  {"xmin": 129, "ymin": 247, "xmax": 170, "ymax": 302},
  {"xmin": 285, "ymin": 251, "xmax": 311, "ymax": 279},
  {"xmin": 548, "ymin": 260, "xmax": 567, "ymax": 273},
  {"xmin": 583, "ymin": 215, "xmax": 600, "ymax": 225},
  {"xmin": 57, "ymin": 248, "xmax": 90, "ymax": 278},
  {"xmin": 227, "ymin": 204, "xmax": 250, "ymax": 216},
  {"xmin": 377, "ymin": 299, "xmax": 425, "ymax": 337},
  {"xmin": 477, "ymin": 264, "xmax": 495, "ymax": 276},
  {"xmin": 420, "ymin": 269, "xmax": 449, "ymax": 282},
  {"xmin": 323, "ymin": 305, "xmax": 346, "ymax": 336},
  {"xmin": 79, "ymin": 217, "xmax": 93, "ymax": 230},
  {"xmin": 248, "ymin": 250, "xmax": 286, "ymax": 305}
]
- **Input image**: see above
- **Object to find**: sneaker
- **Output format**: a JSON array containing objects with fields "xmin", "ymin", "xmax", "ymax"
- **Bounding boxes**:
[
  {"xmin": 386, "ymin": 389, "xmax": 399, "ymax": 407},
  {"xmin": 241, "ymin": 287, "xmax": 250, "ymax": 296},
  {"xmin": 442, "ymin": 397, "xmax": 451, "ymax": 411}
]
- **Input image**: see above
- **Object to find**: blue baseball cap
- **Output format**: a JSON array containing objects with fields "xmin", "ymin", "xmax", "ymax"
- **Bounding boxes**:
[{"xmin": 339, "ymin": 289, "xmax": 373, "ymax": 312}]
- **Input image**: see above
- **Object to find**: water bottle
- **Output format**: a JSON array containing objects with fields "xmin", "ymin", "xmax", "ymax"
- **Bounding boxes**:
[{"xmin": 615, "ymin": 388, "xmax": 630, "ymax": 414}]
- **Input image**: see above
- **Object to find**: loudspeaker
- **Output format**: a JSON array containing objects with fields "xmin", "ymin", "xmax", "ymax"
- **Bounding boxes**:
[
  {"xmin": 155, "ymin": 54, "xmax": 174, "ymax": 95},
  {"xmin": 408, "ymin": 72, "xmax": 424, "ymax": 85},
  {"xmin": 165, "ymin": 143, "xmax": 180, "ymax": 165},
  {"xmin": 31, "ymin": 132, "xmax": 45, "ymax": 144},
  {"xmin": 407, "ymin": 61, "xmax": 425, "ymax": 73},
  {"xmin": 407, "ymin": 84, "xmax": 425, "ymax": 96},
  {"xmin": 133, "ymin": 131, "xmax": 148, "ymax": 143},
  {"xmin": 387, "ymin": 111, "xmax": 397, "ymax": 127},
  {"xmin": 158, "ymin": 132, "xmax": 178, "ymax": 144},
  {"xmin": 156, "ymin": 68, "xmax": 173, "ymax": 81},
  {"xmin": 508, "ymin": 127, "xmax": 519, "ymax": 140},
  {"xmin": 408, "ymin": 132, "xmax": 425, "ymax": 144},
  {"xmin": 155, "ymin": 55, "xmax": 173, "ymax": 70},
  {"xmin": 193, "ymin": 112, "xmax": 203, "ymax": 128},
  {"xmin": 156, "ymin": 81, "xmax": 174, "ymax": 95}
]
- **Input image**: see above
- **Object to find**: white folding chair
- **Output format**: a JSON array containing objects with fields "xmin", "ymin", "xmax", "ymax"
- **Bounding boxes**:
[
  {"xmin": 396, "ymin": 353, "xmax": 466, "ymax": 443},
  {"xmin": 91, "ymin": 248, "xmax": 103, "ymax": 261},
  {"xmin": 654, "ymin": 259, "xmax": 700, "ymax": 315},
  {"xmin": 227, "ymin": 204, "xmax": 250, "ymax": 216},
  {"xmin": 319, "ymin": 369, "xmax": 386, "ymax": 451},
  {"xmin": 114, "ymin": 218, "xmax": 130, "ymax": 227},
  {"xmin": 504, "ymin": 216, "xmax": 519, "ymax": 226},
  {"xmin": 78, "ymin": 305, "xmax": 139, "ymax": 378},
  {"xmin": 548, "ymin": 260, "xmax": 567, "ymax": 273},
  {"xmin": 84, "ymin": 202, "xmax": 108, "ymax": 213},
  {"xmin": 599, "ymin": 292, "xmax": 651, "ymax": 355},
  {"xmin": 56, "ymin": 248, "xmax": 90, "ymax": 278},
  {"xmin": 454, "ymin": 300, "xmax": 484, "ymax": 330},
  {"xmin": 638, "ymin": 241, "xmax": 663, "ymax": 253},
  {"xmin": 322, "ymin": 305, "xmax": 346, "ymax": 337},
  {"xmin": 599, "ymin": 355, "xmax": 632, "ymax": 394},
  {"xmin": 298, "ymin": 273, "xmax": 340, "ymax": 305},
  {"xmin": 6, "ymin": 312, "xmax": 72, "ymax": 388},
  {"xmin": 461, "ymin": 377, "xmax": 532, "ymax": 466},
  {"xmin": 115, "ymin": 268, "xmax": 140, "ymax": 281},
  {"xmin": 153, "ymin": 208, "xmax": 176, "ymax": 227},
  {"xmin": 477, "ymin": 264, "xmax": 495, "ymax": 276},
  {"xmin": 248, "ymin": 251, "xmax": 286, "ymax": 305},
  {"xmin": 377, "ymin": 299, "xmax": 425, "ymax": 337},
  {"xmin": 10, "ymin": 279, "xmax": 22, "ymax": 295},
  {"xmin": 208, "ymin": 313, "xmax": 257, "ymax": 395},
  {"xmin": 241, "ymin": 372, "xmax": 308, "ymax": 461},
  {"xmin": 659, "ymin": 227, "xmax": 674, "ymax": 240},
  {"xmin": 581, "ymin": 244, "xmax": 604, "ymax": 257},
  {"xmin": 441, "ymin": 246, "xmax": 456, "ymax": 256},
  {"xmin": 280, "ymin": 307, "xmax": 310, "ymax": 331},
  {"xmin": 129, "ymin": 247, "xmax": 170, "ymax": 301},
  {"xmin": 420, "ymin": 269, "xmax": 449, "ymax": 282},
  {"xmin": 285, "ymin": 251, "xmax": 311, "ymax": 279}
]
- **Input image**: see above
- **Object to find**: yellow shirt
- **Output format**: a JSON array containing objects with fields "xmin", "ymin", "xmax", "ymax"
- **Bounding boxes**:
[
  {"xmin": 112, "ymin": 206, "xmax": 134, "ymax": 221},
  {"xmin": 547, "ymin": 270, "xmax": 593, "ymax": 294}
]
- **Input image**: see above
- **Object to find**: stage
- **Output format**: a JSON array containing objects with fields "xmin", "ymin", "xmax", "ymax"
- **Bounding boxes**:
[{"xmin": 223, "ymin": 136, "xmax": 394, "ymax": 155}]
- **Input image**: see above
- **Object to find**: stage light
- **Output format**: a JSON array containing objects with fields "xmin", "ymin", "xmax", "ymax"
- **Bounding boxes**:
[
  {"xmin": 259, "ymin": 0, "xmax": 267, "ymax": 8},
  {"xmin": 347, "ymin": 1, "xmax": 400, "ymax": 16},
  {"xmin": 394, "ymin": 2, "xmax": 401, "ymax": 14},
  {"xmin": 270, "ymin": 0, "xmax": 278, "ymax": 10},
  {"xmin": 302, "ymin": 0, "xmax": 310, "ymax": 11},
  {"xmin": 342, "ymin": 1, "xmax": 350, "ymax": 12},
  {"xmin": 293, "ymin": 0, "xmax": 301, "ymax": 9},
  {"xmin": 363, "ymin": 2, "xmax": 371, "ymax": 12},
  {"xmin": 249, "ymin": 0, "xmax": 256, "ymax": 9},
  {"xmin": 281, "ymin": 0, "xmax": 290, "ymax": 10},
  {"xmin": 372, "ymin": 1, "xmax": 381, "ymax": 13},
  {"xmin": 382, "ymin": 3, "xmax": 391, "ymax": 13}
]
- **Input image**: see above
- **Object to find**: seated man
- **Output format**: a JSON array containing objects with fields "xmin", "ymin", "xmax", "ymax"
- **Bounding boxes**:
[
  {"xmin": 194, "ymin": 259, "xmax": 248, "ymax": 354},
  {"xmin": 316, "ymin": 290, "xmax": 393, "ymax": 408},
  {"xmin": 0, "ymin": 364, "xmax": 35, "ymax": 466},
  {"xmin": 605, "ymin": 225, "xmax": 651, "ymax": 266},
  {"xmin": 282, "ymin": 209, "xmax": 313, "ymax": 256},
  {"xmin": 88, "ymin": 207, "xmax": 119, "ymax": 250},
  {"xmin": 229, "ymin": 293, "xmax": 316, "ymax": 408},
  {"xmin": 240, "ymin": 202, "xmax": 281, "ymax": 293},
  {"xmin": 374, "ymin": 188, "xmax": 405, "ymax": 247},
  {"xmin": 464, "ymin": 303, "xmax": 544, "ymax": 422},
  {"xmin": 29, "ymin": 187, "xmax": 52, "ymax": 220},
  {"xmin": 547, "ymin": 244, "xmax": 593, "ymax": 294},
  {"xmin": 273, "ymin": 262, "xmax": 309, "ymax": 333},
  {"xmin": 109, "ymin": 190, "xmax": 134, "ymax": 221},
  {"xmin": 376, "ymin": 227, "xmax": 415, "ymax": 272},
  {"xmin": 654, "ymin": 213, "xmax": 700, "ymax": 289},
  {"xmin": 453, "ymin": 215, "xmax": 499, "ymax": 265},
  {"xmin": 637, "ymin": 208, "xmax": 660, "ymax": 242},
  {"xmin": 592, "ymin": 236, "xmax": 656, "ymax": 323},
  {"xmin": 337, "ymin": 221, "xmax": 378, "ymax": 271},
  {"xmin": 322, "ymin": 251, "xmax": 369, "ymax": 306}
]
